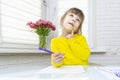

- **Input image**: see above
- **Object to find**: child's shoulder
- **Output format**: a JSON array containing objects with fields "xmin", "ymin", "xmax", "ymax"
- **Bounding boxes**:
[
  {"xmin": 75, "ymin": 34, "xmax": 87, "ymax": 42},
  {"xmin": 75, "ymin": 34, "xmax": 86, "ymax": 39},
  {"xmin": 51, "ymin": 36, "xmax": 62, "ymax": 42}
]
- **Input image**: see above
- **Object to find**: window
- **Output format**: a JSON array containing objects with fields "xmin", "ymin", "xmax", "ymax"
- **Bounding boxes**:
[{"xmin": 0, "ymin": 0, "xmax": 45, "ymax": 52}]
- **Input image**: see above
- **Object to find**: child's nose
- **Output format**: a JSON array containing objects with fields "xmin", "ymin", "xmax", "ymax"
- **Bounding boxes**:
[{"xmin": 72, "ymin": 18, "xmax": 76, "ymax": 22}]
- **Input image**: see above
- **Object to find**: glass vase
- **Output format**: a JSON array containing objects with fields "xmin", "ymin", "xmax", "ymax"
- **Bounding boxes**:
[{"xmin": 39, "ymin": 35, "xmax": 46, "ymax": 49}]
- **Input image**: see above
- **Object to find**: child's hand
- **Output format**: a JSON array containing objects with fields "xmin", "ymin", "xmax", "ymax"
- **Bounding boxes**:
[
  {"xmin": 66, "ymin": 30, "xmax": 74, "ymax": 39},
  {"xmin": 52, "ymin": 52, "xmax": 64, "ymax": 64}
]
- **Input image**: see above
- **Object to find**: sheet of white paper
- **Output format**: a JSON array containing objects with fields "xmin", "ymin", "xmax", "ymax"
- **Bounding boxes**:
[
  {"xmin": 36, "ymin": 66, "xmax": 87, "ymax": 79},
  {"xmin": 0, "ymin": 77, "xmax": 89, "ymax": 80},
  {"xmin": 95, "ymin": 66, "xmax": 120, "ymax": 80},
  {"xmin": 37, "ymin": 66, "xmax": 85, "ymax": 74}
]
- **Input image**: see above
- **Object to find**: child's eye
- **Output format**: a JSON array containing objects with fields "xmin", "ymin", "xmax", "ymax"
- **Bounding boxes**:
[
  {"xmin": 76, "ymin": 19, "xmax": 80, "ymax": 22},
  {"xmin": 70, "ymin": 14, "xmax": 73, "ymax": 17}
]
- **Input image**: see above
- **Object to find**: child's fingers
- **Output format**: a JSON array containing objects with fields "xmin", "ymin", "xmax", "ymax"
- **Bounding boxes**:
[
  {"xmin": 55, "ymin": 53, "xmax": 64, "ymax": 59},
  {"xmin": 57, "ymin": 54, "xmax": 64, "ymax": 59},
  {"xmin": 53, "ymin": 52, "xmax": 61, "ymax": 57},
  {"xmin": 71, "ymin": 30, "xmax": 74, "ymax": 36},
  {"xmin": 52, "ymin": 52, "xmax": 64, "ymax": 63},
  {"xmin": 55, "ymin": 54, "xmax": 64, "ymax": 64},
  {"xmin": 52, "ymin": 52, "xmax": 64, "ymax": 59},
  {"xmin": 55, "ymin": 57, "xmax": 63, "ymax": 63}
]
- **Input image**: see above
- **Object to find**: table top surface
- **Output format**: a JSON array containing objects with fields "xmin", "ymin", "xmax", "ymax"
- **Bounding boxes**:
[{"xmin": 0, "ymin": 65, "xmax": 120, "ymax": 80}]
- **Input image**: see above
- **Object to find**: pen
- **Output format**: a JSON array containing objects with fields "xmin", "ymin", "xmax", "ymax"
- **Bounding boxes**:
[
  {"xmin": 114, "ymin": 72, "xmax": 120, "ymax": 78},
  {"xmin": 39, "ymin": 47, "xmax": 54, "ymax": 54}
]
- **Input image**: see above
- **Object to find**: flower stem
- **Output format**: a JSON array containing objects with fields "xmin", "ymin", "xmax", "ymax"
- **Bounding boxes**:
[{"xmin": 39, "ymin": 35, "xmax": 46, "ymax": 48}]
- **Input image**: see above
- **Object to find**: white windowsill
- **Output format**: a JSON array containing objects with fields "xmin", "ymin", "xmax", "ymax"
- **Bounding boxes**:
[
  {"xmin": 0, "ymin": 48, "xmax": 47, "ymax": 53},
  {"xmin": 0, "ymin": 48, "xmax": 106, "ymax": 53}
]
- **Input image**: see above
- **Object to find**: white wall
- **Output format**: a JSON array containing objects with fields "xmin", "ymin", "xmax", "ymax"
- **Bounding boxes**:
[{"xmin": 94, "ymin": 0, "xmax": 120, "ymax": 55}]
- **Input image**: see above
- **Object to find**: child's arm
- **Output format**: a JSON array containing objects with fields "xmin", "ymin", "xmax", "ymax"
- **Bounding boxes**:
[
  {"xmin": 69, "ymin": 35, "xmax": 90, "ymax": 64},
  {"xmin": 50, "ymin": 39, "xmax": 64, "ymax": 67},
  {"xmin": 65, "ymin": 30, "xmax": 90, "ymax": 64}
]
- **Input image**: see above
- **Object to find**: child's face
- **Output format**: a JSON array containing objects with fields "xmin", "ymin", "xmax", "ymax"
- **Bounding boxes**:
[{"xmin": 62, "ymin": 12, "xmax": 81, "ymax": 33}]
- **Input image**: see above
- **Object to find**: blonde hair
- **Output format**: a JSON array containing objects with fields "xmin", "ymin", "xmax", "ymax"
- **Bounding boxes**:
[{"xmin": 60, "ymin": 7, "xmax": 84, "ymax": 34}]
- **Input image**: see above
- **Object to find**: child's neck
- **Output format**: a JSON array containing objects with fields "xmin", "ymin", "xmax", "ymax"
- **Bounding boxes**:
[
  {"xmin": 61, "ymin": 30, "xmax": 73, "ymax": 37},
  {"xmin": 61, "ymin": 30, "xmax": 69, "ymax": 37}
]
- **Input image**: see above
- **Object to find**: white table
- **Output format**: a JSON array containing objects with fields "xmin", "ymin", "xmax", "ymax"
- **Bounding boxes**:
[{"xmin": 0, "ymin": 65, "xmax": 120, "ymax": 80}]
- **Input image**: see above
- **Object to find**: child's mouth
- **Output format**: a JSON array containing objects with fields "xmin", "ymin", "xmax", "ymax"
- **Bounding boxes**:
[{"xmin": 69, "ymin": 23, "xmax": 74, "ymax": 27}]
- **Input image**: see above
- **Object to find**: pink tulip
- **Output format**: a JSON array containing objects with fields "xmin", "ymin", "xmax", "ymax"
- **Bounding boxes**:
[
  {"xmin": 27, "ymin": 22, "xmax": 33, "ymax": 26},
  {"xmin": 51, "ymin": 25, "xmax": 56, "ymax": 31},
  {"xmin": 36, "ymin": 21, "xmax": 42, "ymax": 26},
  {"xmin": 27, "ymin": 19, "xmax": 56, "ymax": 31}
]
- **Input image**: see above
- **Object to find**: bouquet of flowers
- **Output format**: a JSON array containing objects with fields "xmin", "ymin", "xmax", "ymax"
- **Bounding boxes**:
[{"xmin": 27, "ymin": 19, "xmax": 56, "ymax": 49}]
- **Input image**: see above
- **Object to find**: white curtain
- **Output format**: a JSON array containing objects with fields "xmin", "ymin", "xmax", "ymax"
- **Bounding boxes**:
[{"xmin": 0, "ymin": 0, "xmax": 44, "ymax": 52}]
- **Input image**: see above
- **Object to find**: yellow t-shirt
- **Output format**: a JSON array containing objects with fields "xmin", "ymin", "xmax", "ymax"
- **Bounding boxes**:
[{"xmin": 50, "ymin": 34, "xmax": 90, "ymax": 67}]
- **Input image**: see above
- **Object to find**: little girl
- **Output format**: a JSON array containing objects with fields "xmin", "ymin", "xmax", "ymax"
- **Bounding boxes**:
[{"xmin": 50, "ymin": 7, "xmax": 90, "ymax": 67}]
